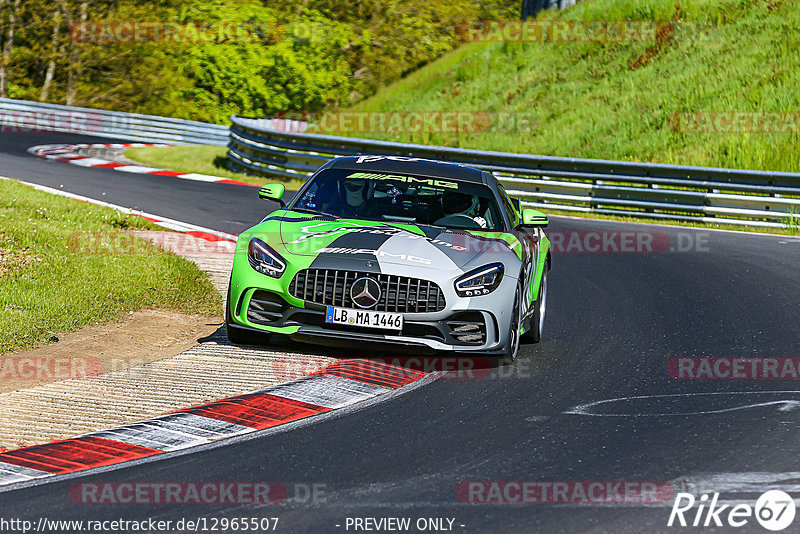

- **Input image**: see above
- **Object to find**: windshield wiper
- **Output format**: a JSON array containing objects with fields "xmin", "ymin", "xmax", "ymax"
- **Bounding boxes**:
[{"xmin": 380, "ymin": 215, "xmax": 417, "ymax": 223}]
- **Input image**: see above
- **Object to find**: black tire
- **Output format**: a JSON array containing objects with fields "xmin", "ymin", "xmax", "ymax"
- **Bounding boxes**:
[
  {"xmin": 498, "ymin": 283, "xmax": 522, "ymax": 365},
  {"xmin": 522, "ymin": 266, "xmax": 548, "ymax": 344},
  {"xmin": 225, "ymin": 286, "xmax": 271, "ymax": 346}
]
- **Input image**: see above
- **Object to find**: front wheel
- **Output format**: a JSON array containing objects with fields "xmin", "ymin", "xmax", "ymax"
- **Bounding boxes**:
[
  {"xmin": 498, "ymin": 283, "xmax": 522, "ymax": 366},
  {"xmin": 522, "ymin": 266, "xmax": 548, "ymax": 344}
]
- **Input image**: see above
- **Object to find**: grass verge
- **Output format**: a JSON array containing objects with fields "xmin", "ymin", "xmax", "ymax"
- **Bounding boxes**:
[
  {"xmin": 0, "ymin": 178, "xmax": 222, "ymax": 354},
  {"xmin": 124, "ymin": 145, "xmax": 307, "ymax": 188}
]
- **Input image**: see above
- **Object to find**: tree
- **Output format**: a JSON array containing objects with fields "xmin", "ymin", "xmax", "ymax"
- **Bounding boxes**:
[
  {"xmin": 39, "ymin": 3, "xmax": 62, "ymax": 102},
  {"xmin": 65, "ymin": 0, "xmax": 87, "ymax": 105},
  {"xmin": 0, "ymin": 0, "xmax": 21, "ymax": 97}
]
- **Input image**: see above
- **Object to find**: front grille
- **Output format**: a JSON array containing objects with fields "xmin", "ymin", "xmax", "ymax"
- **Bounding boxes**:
[{"xmin": 289, "ymin": 269, "xmax": 446, "ymax": 313}]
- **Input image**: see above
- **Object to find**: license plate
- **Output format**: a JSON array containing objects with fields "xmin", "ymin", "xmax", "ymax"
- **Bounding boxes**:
[{"xmin": 325, "ymin": 306, "xmax": 403, "ymax": 330}]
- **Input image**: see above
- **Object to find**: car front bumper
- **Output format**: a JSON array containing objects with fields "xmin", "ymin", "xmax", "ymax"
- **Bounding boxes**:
[
  {"xmin": 228, "ymin": 250, "xmax": 520, "ymax": 354},
  {"xmin": 228, "ymin": 282, "xmax": 521, "ymax": 354}
]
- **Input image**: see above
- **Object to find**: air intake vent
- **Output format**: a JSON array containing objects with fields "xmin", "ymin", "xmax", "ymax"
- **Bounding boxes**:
[
  {"xmin": 247, "ymin": 290, "xmax": 289, "ymax": 325},
  {"xmin": 446, "ymin": 312, "xmax": 486, "ymax": 345}
]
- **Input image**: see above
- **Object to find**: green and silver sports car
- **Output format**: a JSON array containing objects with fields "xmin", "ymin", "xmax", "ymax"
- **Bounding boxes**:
[{"xmin": 226, "ymin": 155, "xmax": 551, "ymax": 363}]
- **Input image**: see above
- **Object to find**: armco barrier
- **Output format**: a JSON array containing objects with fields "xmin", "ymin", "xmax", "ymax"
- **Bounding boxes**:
[
  {"xmin": 0, "ymin": 98, "xmax": 306, "ymax": 147},
  {"xmin": 0, "ymin": 97, "xmax": 229, "ymax": 145},
  {"xmin": 228, "ymin": 115, "xmax": 800, "ymax": 229}
]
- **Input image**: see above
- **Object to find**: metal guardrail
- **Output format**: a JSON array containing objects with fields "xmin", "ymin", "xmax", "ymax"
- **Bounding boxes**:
[
  {"xmin": 0, "ymin": 98, "xmax": 229, "ymax": 145},
  {"xmin": 229, "ymin": 115, "xmax": 800, "ymax": 228}
]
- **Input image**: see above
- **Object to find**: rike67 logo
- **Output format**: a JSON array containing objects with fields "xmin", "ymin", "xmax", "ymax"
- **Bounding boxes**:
[{"xmin": 669, "ymin": 491, "xmax": 796, "ymax": 531}]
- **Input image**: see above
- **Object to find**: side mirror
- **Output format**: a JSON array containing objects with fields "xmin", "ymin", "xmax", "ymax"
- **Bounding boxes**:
[
  {"xmin": 258, "ymin": 184, "xmax": 286, "ymax": 207},
  {"xmin": 521, "ymin": 208, "xmax": 549, "ymax": 227}
]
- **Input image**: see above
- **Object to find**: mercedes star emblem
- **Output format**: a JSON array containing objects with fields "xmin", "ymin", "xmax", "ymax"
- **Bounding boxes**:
[{"xmin": 350, "ymin": 277, "xmax": 382, "ymax": 309}]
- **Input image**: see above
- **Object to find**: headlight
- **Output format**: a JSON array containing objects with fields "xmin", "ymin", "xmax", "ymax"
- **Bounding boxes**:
[
  {"xmin": 247, "ymin": 238, "xmax": 286, "ymax": 278},
  {"xmin": 454, "ymin": 263, "xmax": 504, "ymax": 297}
]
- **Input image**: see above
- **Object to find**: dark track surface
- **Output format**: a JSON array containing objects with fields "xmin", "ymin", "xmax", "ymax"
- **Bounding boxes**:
[{"xmin": 2, "ymin": 132, "xmax": 800, "ymax": 533}]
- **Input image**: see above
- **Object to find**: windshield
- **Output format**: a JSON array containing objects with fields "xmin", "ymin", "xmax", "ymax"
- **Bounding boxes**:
[{"xmin": 290, "ymin": 169, "xmax": 505, "ymax": 230}]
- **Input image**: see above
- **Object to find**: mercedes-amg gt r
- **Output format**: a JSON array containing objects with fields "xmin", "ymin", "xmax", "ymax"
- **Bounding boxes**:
[{"xmin": 225, "ymin": 155, "xmax": 551, "ymax": 363}]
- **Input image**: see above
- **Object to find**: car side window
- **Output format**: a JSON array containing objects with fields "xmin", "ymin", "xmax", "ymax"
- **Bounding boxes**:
[{"xmin": 497, "ymin": 184, "xmax": 520, "ymax": 228}]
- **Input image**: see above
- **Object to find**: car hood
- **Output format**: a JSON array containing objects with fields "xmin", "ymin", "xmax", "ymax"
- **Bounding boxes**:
[{"xmin": 252, "ymin": 210, "xmax": 519, "ymax": 273}]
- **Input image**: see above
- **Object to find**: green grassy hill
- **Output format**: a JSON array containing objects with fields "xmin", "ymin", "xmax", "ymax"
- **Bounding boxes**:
[{"xmin": 344, "ymin": 0, "xmax": 800, "ymax": 172}]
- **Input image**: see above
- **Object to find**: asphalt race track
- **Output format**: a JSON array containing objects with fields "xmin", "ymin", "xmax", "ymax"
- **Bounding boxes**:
[{"xmin": 2, "ymin": 132, "xmax": 800, "ymax": 533}]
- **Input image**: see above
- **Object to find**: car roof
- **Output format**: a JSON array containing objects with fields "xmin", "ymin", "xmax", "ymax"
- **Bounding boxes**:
[{"xmin": 327, "ymin": 155, "xmax": 487, "ymax": 184}]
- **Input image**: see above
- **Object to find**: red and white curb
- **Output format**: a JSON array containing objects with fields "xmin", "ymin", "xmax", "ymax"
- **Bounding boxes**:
[
  {"xmin": 0, "ymin": 360, "xmax": 424, "ymax": 486},
  {"xmin": 27, "ymin": 143, "xmax": 258, "ymax": 187}
]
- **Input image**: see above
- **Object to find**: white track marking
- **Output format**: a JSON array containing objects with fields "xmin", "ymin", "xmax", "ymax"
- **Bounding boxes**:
[{"xmin": 565, "ymin": 391, "xmax": 800, "ymax": 417}]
